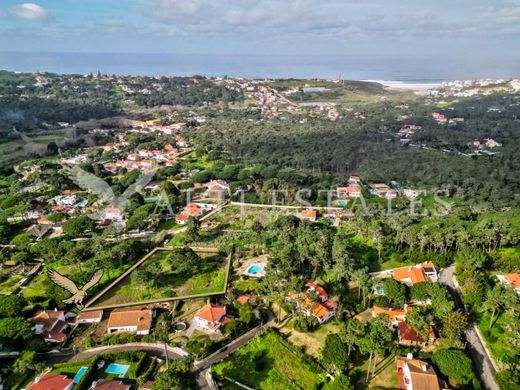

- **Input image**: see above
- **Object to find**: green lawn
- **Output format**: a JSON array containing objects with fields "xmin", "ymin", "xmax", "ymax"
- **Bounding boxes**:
[
  {"xmin": 350, "ymin": 352, "xmax": 399, "ymax": 389},
  {"xmin": 478, "ymin": 312, "xmax": 517, "ymax": 363},
  {"xmin": 213, "ymin": 330, "xmax": 326, "ymax": 390}
]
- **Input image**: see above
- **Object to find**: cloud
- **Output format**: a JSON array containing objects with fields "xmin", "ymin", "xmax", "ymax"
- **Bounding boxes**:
[{"xmin": 11, "ymin": 3, "xmax": 48, "ymax": 20}]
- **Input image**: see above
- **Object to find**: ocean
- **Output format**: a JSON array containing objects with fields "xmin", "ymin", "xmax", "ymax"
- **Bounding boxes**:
[{"xmin": 1, "ymin": 52, "xmax": 519, "ymax": 81}]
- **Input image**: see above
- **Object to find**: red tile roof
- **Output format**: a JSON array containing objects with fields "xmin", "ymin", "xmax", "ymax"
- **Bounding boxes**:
[
  {"xmin": 505, "ymin": 273, "xmax": 520, "ymax": 289},
  {"xmin": 397, "ymin": 321, "xmax": 435, "ymax": 344},
  {"xmin": 305, "ymin": 282, "xmax": 328, "ymax": 300},
  {"xmin": 107, "ymin": 308, "xmax": 152, "ymax": 333},
  {"xmin": 196, "ymin": 304, "xmax": 226, "ymax": 324},
  {"xmin": 27, "ymin": 373, "xmax": 73, "ymax": 390}
]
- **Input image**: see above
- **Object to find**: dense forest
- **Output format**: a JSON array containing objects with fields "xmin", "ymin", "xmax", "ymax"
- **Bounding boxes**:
[
  {"xmin": 192, "ymin": 93, "xmax": 520, "ymax": 207},
  {"xmin": 0, "ymin": 71, "xmax": 243, "ymax": 135}
]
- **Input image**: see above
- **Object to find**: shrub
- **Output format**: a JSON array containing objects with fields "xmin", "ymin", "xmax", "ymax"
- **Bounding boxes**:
[{"xmin": 432, "ymin": 349, "xmax": 475, "ymax": 385}]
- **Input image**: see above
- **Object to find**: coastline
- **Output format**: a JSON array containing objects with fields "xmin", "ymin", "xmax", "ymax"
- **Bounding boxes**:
[{"xmin": 362, "ymin": 79, "xmax": 443, "ymax": 92}]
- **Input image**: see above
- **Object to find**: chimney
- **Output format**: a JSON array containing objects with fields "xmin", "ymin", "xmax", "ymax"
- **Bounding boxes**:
[
  {"xmin": 406, "ymin": 353, "xmax": 413, "ymax": 360},
  {"xmin": 422, "ymin": 364, "xmax": 427, "ymax": 372}
]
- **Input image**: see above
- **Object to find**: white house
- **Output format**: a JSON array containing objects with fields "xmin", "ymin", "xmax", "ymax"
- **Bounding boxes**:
[
  {"xmin": 107, "ymin": 308, "xmax": 154, "ymax": 335},
  {"xmin": 76, "ymin": 310, "xmax": 103, "ymax": 324},
  {"xmin": 194, "ymin": 303, "xmax": 231, "ymax": 332}
]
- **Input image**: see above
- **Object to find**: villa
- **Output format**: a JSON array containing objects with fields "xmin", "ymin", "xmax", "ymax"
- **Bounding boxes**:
[
  {"xmin": 27, "ymin": 373, "xmax": 73, "ymax": 390},
  {"xmin": 31, "ymin": 309, "xmax": 68, "ymax": 343},
  {"xmin": 392, "ymin": 262, "xmax": 437, "ymax": 286},
  {"xmin": 396, "ymin": 355, "xmax": 441, "ymax": 390},
  {"xmin": 107, "ymin": 308, "xmax": 154, "ymax": 335},
  {"xmin": 496, "ymin": 273, "xmax": 520, "ymax": 294},
  {"xmin": 194, "ymin": 303, "xmax": 232, "ymax": 332}
]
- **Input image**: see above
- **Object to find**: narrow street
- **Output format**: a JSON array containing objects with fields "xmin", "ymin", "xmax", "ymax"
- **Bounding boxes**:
[{"xmin": 439, "ymin": 265, "xmax": 499, "ymax": 390}]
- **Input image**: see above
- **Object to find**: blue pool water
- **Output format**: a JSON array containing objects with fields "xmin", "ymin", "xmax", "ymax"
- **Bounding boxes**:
[
  {"xmin": 247, "ymin": 264, "xmax": 264, "ymax": 274},
  {"xmin": 105, "ymin": 363, "xmax": 130, "ymax": 378},
  {"xmin": 73, "ymin": 366, "xmax": 88, "ymax": 383}
]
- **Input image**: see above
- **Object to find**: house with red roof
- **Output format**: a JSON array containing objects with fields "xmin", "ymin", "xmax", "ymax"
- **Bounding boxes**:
[
  {"xmin": 305, "ymin": 281, "xmax": 328, "ymax": 301},
  {"xmin": 194, "ymin": 303, "xmax": 232, "ymax": 332},
  {"xmin": 31, "ymin": 309, "xmax": 68, "ymax": 343},
  {"xmin": 397, "ymin": 321, "xmax": 436, "ymax": 347},
  {"xmin": 107, "ymin": 308, "xmax": 154, "ymax": 335},
  {"xmin": 391, "ymin": 262, "xmax": 437, "ymax": 286},
  {"xmin": 298, "ymin": 209, "xmax": 317, "ymax": 222},
  {"xmin": 497, "ymin": 273, "xmax": 520, "ymax": 295},
  {"xmin": 396, "ymin": 355, "xmax": 441, "ymax": 390},
  {"xmin": 289, "ymin": 282, "xmax": 337, "ymax": 325},
  {"xmin": 372, "ymin": 305, "xmax": 413, "ymax": 327},
  {"xmin": 27, "ymin": 373, "xmax": 73, "ymax": 390},
  {"xmin": 175, "ymin": 203, "xmax": 204, "ymax": 225}
]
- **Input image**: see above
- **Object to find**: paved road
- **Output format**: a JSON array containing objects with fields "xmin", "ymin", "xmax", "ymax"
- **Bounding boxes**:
[
  {"xmin": 439, "ymin": 265, "xmax": 499, "ymax": 390},
  {"xmin": 67, "ymin": 342, "xmax": 186, "ymax": 362}
]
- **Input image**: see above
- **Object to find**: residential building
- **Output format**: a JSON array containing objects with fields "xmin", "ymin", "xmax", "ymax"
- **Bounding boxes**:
[
  {"xmin": 397, "ymin": 321, "xmax": 436, "ymax": 347},
  {"xmin": 27, "ymin": 373, "xmax": 74, "ymax": 390},
  {"xmin": 372, "ymin": 305, "xmax": 412, "ymax": 327},
  {"xmin": 391, "ymin": 262, "xmax": 438, "ymax": 286},
  {"xmin": 31, "ymin": 309, "xmax": 68, "ymax": 343},
  {"xmin": 194, "ymin": 303, "xmax": 231, "ymax": 332},
  {"xmin": 298, "ymin": 209, "xmax": 317, "ymax": 222},
  {"xmin": 76, "ymin": 310, "xmax": 103, "ymax": 324},
  {"xmin": 107, "ymin": 308, "xmax": 154, "ymax": 335},
  {"xmin": 104, "ymin": 208, "xmax": 124, "ymax": 224},
  {"xmin": 298, "ymin": 296, "xmax": 337, "ymax": 324},
  {"xmin": 204, "ymin": 180, "xmax": 230, "ymax": 199},
  {"xmin": 337, "ymin": 184, "xmax": 362, "ymax": 198},
  {"xmin": 497, "ymin": 273, "xmax": 520, "ymax": 295},
  {"xmin": 288, "ymin": 282, "xmax": 337, "ymax": 324},
  {"xmin": 175, "ymin": 203, "xmax": 204, "ymax": 224},
  {"xmin": 395, "ymin": 355, "xmax": 441, "ymax": 390}
]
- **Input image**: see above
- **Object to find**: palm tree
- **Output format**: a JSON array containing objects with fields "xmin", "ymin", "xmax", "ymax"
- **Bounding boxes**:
[{"xmin": 483, "ymin": 284, "xmax": 504, "ymax": 330}]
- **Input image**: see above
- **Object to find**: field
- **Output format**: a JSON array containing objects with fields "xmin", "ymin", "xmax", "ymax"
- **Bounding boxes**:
[
  {"xmin": 0, "ymin": 132, "xmax": 66, "ymax": 164},
  {"xmin": 88, "ymin": 248, "xmax": 229, "ymax": 308},
  {"xmin": 213, "ymin": 330, "xmax": 326, "ymax": 390}
]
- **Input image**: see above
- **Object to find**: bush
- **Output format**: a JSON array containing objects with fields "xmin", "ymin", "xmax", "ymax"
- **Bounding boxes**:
[{"xmin": 432, "ymin": 349, "xmax": 475, "ymax": 385}]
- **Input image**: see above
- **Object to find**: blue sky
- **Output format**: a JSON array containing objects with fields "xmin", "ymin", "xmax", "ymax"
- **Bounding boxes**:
[{"xmin": 0, "ymin": 0, "xmax": 519, "ymax": 60}]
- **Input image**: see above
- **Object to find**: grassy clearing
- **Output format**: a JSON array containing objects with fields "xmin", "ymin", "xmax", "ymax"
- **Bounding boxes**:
[
  {"xmin": 478, "ymin": 312, "xmax": 517, "ymax": 363},
  {"xmin": 280, "ymin": 320, "xmax": 341, "ymax": 359},
  {"xmin": 92, "ymin": 250, "xmax": 228, "ymax": 307},
  {"xmin": 213, "ymin": 330, "xmax": 326, "ymax": 390},
  {"xmin": 350, "ymin": 353, "xmax": 399, "ymax": 389}
]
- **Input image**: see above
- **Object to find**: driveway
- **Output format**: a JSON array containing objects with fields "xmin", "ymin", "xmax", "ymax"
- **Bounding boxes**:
[{"xmin": 439, "ymin": 265, "xmax": 499, "ymax": 390}]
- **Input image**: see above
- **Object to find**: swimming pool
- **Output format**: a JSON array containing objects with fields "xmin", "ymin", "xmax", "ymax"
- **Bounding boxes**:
[
  {"xmin": 247, "ymin": 264, "xmax": 264, "ymax": 274},
  {"xmin": 73, "ymin": 366, "xmax": 88, "ymax": 383},
  {"xmin": 104, "ymin": 363, "xmax": 130, "ymax": 378},
  {"xmin": 245, "ymin": 263, "xmax": 266, "ymax": 277}
]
